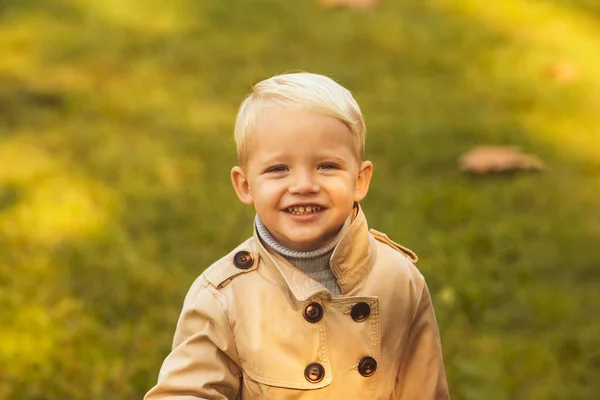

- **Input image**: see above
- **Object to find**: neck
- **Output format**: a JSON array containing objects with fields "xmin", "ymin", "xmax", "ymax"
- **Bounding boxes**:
[
  {"xmin": 254, "ymin": 215, "xmax": 353, "ymax": 296},
  {"xmin": 254, "ymin": 216, "xmax": 351, "ymax": 260}
]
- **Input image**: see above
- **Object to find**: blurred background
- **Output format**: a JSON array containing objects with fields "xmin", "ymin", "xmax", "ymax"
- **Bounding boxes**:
[{"xmin": 1, "ymin": 0, "xmax": 599, "ymax": 399}]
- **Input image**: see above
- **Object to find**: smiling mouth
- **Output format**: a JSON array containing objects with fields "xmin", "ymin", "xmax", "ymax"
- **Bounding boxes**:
[{"xmin": 286, "ymin": 205, "xmax": 323, "ymax": 215}]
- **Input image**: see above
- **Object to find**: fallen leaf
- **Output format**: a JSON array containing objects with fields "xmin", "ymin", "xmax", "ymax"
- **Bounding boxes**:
[
  {"xmin": 319, "ymin": 0, "xmax": 379, "ymax": 11},
  {"xmin": 458, "ymin": 145, "xmax": 545, "ymax": 174}
]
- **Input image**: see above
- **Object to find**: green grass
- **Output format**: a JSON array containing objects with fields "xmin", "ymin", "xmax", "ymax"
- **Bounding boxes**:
[{"xmin": 1, "ymin": 0, "xmax": 599, "ymax": 398}]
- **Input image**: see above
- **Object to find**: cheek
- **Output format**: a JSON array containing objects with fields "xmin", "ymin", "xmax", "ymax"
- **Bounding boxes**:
[
  {"xmin": 251, "ymin": 181, "xmax": 283, "ymax": 205},
  {"xmin": 327, "ymin": 178, "xmax": 357, "ymax": 199}
]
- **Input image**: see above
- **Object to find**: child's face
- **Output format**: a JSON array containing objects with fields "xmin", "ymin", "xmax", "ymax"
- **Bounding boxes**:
[{"xmin": 231, "ymin": 104, "xmax": 372, "ymax": 252}]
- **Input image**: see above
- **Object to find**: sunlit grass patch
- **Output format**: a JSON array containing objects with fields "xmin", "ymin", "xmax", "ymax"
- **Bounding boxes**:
[
  {"xmin": 443, "ymin": 0, "xmax": 600, "ymax": 160},
  {"xmin": 70, "ymin": 0, "xmax": 199, "ymax": 35},
  {"xmin": 0, "ymin": 137, "xmax": 114, "ymax": 245},
  {"xmin": 0, "ymin": 23, "xmax": 39, "ymax": 77}
]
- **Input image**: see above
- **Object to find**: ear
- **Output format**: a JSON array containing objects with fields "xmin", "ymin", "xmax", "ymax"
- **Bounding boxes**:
[
  {"xmin": 231, "ymin": 166, "xmax": 254, "ymax": 205},
  {"xmin": 353, "ymin": 160, "xmax": 373, "ymax": 203}
]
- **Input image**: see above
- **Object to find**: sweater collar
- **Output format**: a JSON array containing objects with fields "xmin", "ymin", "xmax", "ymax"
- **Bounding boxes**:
[
  {"xmin": 254, "ymin": 214, "xmax": 351, "ymax": 260},
  {"xmin": 253, "ymin": 205, "xmax": 377, "ymax": 300}
]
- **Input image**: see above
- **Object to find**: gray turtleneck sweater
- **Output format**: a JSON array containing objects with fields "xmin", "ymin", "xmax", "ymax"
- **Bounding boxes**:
[{"xmin": 255, "ymin": 215, "xmax": 351, "ymax": 296}]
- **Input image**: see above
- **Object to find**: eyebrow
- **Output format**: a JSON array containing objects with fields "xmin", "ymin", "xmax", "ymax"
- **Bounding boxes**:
[
  {"xmin": 257, "ymin": 155, "xmax": 287, "ymax": 167},
  {"xmin": 259, "ymin": 153, "xmax": 354, "ymax": 165},
  {"xmin": 317, "ymin": 155, "xmax": 350, "ymax": 165}
]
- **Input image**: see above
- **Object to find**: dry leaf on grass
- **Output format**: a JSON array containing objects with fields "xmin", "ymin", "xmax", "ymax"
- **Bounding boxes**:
[
  {"xmin": 458, "ymin": 145, "xmax": 545, "ymax": 174},
  {"xmin": 319, "ymin": 0, "xmax": 379, "ymax": 11}
]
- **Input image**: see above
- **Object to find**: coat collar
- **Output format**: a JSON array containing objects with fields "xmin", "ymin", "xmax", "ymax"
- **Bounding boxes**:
[{"xmin": 253, "ymin": 205, "xmax": 377, "ymax": 301}]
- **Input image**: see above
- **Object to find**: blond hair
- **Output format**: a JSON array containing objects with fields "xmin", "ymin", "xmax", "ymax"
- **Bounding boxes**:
[{"xmin": 234, "ymin": 72, "xmax": 366, "ymax": 166}]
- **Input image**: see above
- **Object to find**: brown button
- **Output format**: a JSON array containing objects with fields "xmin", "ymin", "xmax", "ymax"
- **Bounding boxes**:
[
  {"xmin": 304, "ymin": 362, "xmax": 325, "ymax": 383},
  {"xmin": 358, "ymin": 356, "xmax": 377, "ymax": 377},
  {"xmin": 233, "ymin": 251, "xmax": 254, "ymax": 269},
  {"xmin": 351, "ymin": 302, "xmax": 370, "ymax": 322},
  {"xmin": 303, "ymin": 302, "xmax": 323, "ymax": 323}
]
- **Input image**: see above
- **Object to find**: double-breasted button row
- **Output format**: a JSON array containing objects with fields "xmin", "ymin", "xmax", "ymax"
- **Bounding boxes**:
[
  {"xmin": 303, "ymin": 302, "xmax": 370, "ymax": 323},
  {"xmin": 303, "ymin": 357, "xmax": 376, "ymax": 383},
  {"xmin": 233, "ymin": 251, "xmax": 254, "ymax": 269},
  {"xmin": 300, "ymin": 301, "xmax": 375, "ymax": 382}
]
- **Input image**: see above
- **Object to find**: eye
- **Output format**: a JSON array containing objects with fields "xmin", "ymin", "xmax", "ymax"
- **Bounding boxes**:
[
  {"xmin": 265, "ymin": 165, "xmax": 288, "ymax": 173},
  {"xmin": 319, "ymin": 163, "xmax": 339, "ymax": 170}
]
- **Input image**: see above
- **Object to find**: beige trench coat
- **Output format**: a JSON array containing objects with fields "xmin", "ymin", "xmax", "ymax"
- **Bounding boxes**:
[{"xmin": 145, "ymin": 207, "xmax": 449, "ymax": 399}]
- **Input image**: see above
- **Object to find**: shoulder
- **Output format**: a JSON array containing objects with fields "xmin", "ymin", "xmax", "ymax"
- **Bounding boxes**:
[
  {"xmin": 201, "ymin": 237, "xmax": 260, "ymax": 289},
  {"xmin": 180, "ymin": 237, "xmax": 260, "ymax": 307},
  {"xmin": 369, "ymin": 228, "xmax": 425, "ymax": 290},
  {"xmin": 369, "ymin": 228, "xmax": 418, "ymax": 263}
]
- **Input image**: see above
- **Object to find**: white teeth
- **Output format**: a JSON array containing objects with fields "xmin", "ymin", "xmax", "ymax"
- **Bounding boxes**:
[{"xmin": 287, "ymin": 205, "xmax": 322, "ymax": 214}]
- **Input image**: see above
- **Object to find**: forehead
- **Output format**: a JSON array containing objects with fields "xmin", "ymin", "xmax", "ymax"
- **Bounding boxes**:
[{"xmin": 248, "ymin": 103, "xmax": 358, "ymax": 156}]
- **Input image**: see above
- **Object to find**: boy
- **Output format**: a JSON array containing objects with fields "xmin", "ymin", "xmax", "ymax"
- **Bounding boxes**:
[{"xmin": 145, "ymin": 72, "xmax": 450, "ymax": 399}]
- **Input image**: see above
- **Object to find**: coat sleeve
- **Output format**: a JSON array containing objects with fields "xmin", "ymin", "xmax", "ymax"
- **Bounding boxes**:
[
  {"xmin": 395, "ymin": 280, "xmax": 450, "ymax": 399},
  {"xmin": 145, "ymin": 278, "xmax": 241, "ymax": 400}
]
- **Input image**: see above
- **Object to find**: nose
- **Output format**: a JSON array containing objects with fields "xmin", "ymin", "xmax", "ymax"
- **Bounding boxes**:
[{"xmin": 289, "ymin": 170, "xmax": 320, "ymax": 195}]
